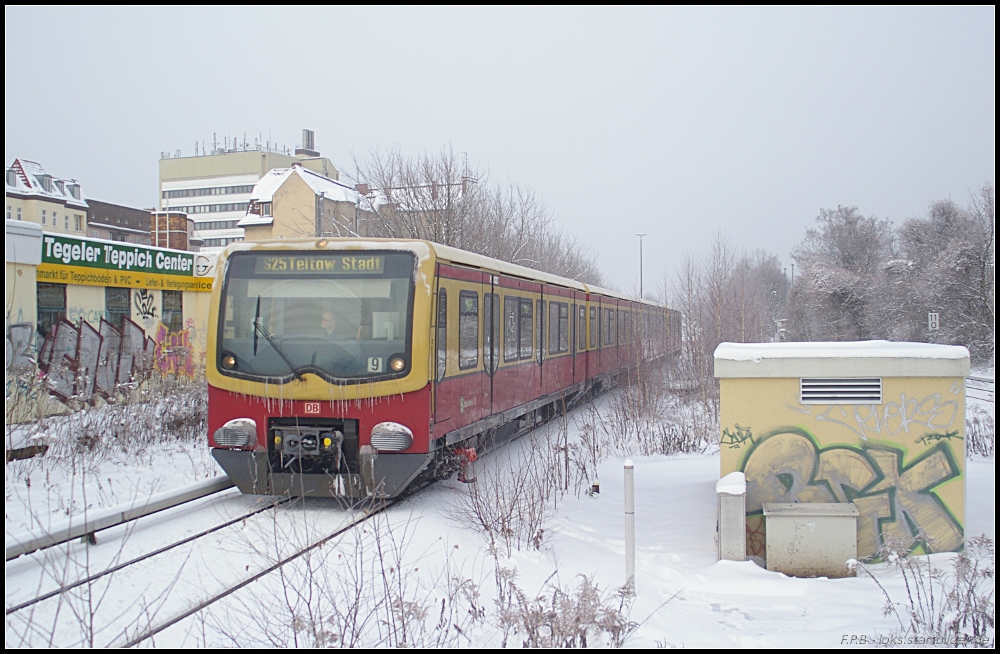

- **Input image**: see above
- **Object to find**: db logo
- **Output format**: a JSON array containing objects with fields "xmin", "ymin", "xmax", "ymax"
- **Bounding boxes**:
[{"xmin": 304, "ymin": 402, "xmax": 321, "ymax": 414}]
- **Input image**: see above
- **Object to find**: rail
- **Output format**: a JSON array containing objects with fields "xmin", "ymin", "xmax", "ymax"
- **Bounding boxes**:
[
  {"xmin": 967, "ymin": 375, "xmax": 994, "ymax": 404},
  {"xmin": 4, "ymin": 475, "xmax": 234, "ymax": 561}
]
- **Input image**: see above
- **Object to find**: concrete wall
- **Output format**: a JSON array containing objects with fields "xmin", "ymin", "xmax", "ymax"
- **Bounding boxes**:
[{"xmin": 719, "ymin": 375, "xmax": 966, "ymax": 559}]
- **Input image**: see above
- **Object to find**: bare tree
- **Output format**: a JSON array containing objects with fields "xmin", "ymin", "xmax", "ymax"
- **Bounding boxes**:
[{"xmin": 350, "ymin": 146, "xmax": 602, "ymax": 285}]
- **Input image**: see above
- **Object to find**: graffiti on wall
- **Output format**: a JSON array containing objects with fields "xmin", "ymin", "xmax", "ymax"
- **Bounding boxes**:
[
  {"xmin": 154, "ymin": 321, "xmax": 195, "ymax": 378},
  {"xmin": 737, "ymin": 427, "xmax": 963, "ymax": 558},
  {"xmin": 134, "ymin": 289, "xmax": 158, "ymax": 320},
  {"xmin": 6, "ymin": 323, "xmax": 35, "ymax": 372},
  {"xmin": 811, "ymin": 393, "xmax": 959, "ymax": 441}
]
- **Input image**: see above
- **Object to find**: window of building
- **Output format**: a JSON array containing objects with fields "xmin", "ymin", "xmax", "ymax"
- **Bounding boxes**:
[
  {"xmin": 105, "ymin": 287, "xmax": 131, "ymax": 329},
  {"xmin": 5, "ymin": 205, "xmax": 9, "ymax": 220},
  {"xmin": 458, "ymin": 290, "xmax": 478, "ymax": 370},
  {"xmin": 436, "ymin": 288, "xmax": 447, "ymax": 382},
  {"xmin": 37, "ymin": 283, "xmax": 67, "ymax": 338},
  {"xmin": 64, "ymin": 214, "xmax": 69, "ymax": 230},
  {"xmin": 41, "ymin": 209, "xmax": 47, "ymax": 225},
  {"xmin": 74, "ymin": 214, "xmax": 83, "ymax": 231},
  {"xmin": 162, "ymin": 290, "xmax": 183, "ymax": 333},
  {"xmin": 17, "ymin": 207, "xmax": 22, "ymax": 220}
]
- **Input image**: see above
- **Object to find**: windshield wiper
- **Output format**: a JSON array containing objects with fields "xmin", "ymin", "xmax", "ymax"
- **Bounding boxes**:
[{"xmin": 253, "ymin": 295, "xmax": 304, "ymax": 380}]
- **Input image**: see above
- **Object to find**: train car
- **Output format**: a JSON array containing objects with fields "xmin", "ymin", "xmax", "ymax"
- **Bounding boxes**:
[{"xmin": 207, "ymin": 238, "xmax": 676, "ymax": 498}]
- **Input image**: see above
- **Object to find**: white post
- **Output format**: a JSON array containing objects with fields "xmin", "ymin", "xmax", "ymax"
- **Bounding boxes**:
[{"xmin": 624, "ymin": 459, "xmax": 635, "ymax": 595}]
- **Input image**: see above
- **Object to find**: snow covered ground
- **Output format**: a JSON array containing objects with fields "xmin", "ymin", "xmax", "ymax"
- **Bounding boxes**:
[{"xmin": 4, "ymin": 388, "xmax": 995, "ymax": 648}]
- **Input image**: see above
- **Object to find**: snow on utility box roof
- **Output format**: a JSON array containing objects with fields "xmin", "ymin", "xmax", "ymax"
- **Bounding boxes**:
[{"xmin": 714, "ymin": 341, "xmax": 970, "ymax": 378}]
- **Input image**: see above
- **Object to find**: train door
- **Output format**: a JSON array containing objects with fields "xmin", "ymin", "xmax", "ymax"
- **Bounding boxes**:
[
  {"xmin": 484, "ymin": 274, "xmax": 500, "ymax": 415},
  {"xmin": 432, "ymin": 264, "xmax": 444, "ymax": 425},
  {"xmin": 537, "ymin": 290, "xmax": 545, "ymax": 396}
]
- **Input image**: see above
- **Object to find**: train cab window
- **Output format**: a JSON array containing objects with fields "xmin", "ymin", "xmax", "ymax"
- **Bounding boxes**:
[
  {"xmin": 436, "ymin": 288, "xmax": 447, "ymax": 381},
  {"xmin": 578, "ymin": 305, "xmax": 586, "ymax": 351},
  {"xmin": 458, "ymin": 290, "xmax": 478, "ymax": 370},
  {"xmin": 483, "ymin": 293, "xmax": 500, "ymax": 374},
  {"xmin": 589, "ymin": 306, "xmax": 597, "ymax": 349}
]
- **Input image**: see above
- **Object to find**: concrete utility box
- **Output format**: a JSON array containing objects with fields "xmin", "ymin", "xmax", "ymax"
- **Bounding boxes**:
[
  {"xmin": 717, "ymin": 472, "xmax": 747, "ymax": 561},
  {"xmin": 715, "ymin": 341, "xmax": 969, "ymax": 562},
  {"xmin": 763, "ymin": 503, "xmax": 858, "ymax": 577}
]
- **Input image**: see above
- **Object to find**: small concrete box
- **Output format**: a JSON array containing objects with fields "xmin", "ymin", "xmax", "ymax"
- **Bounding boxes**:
[{"xmin": 763, "ymin": 503, "xmax": 859, "ymax": 578}]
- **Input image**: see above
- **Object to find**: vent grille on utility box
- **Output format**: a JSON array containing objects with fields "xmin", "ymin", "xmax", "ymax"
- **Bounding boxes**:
[{"xmin": 800, "ymin": 378, "xmax": 882, "ymax": 404}]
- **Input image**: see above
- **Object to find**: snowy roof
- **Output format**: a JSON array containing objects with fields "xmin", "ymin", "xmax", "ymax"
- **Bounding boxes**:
[
  {"xmin": 714, "ymin": 341, "xmax": 970, "ymax": 378},
  {"xmin": 249, "ymin": 166, "xmax": 359, "ymax": 204},
  {"xmin": 5, "ymin": 159, "xmax": 88, "ymax": 209},
  {"xmin": 240, "ymin": 166, "xmax": 360, "ymax": 228}
]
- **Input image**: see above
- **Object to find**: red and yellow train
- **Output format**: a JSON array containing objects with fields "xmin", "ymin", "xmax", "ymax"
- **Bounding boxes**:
[{"xmin": 207, "ymin": 238, "xmax": 680, "ymax": 498}]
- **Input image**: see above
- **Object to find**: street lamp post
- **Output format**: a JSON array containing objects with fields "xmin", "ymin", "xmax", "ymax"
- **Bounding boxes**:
[{"xmin": 636, "ymin": 233, "xmax": 646, "ymax": 299}]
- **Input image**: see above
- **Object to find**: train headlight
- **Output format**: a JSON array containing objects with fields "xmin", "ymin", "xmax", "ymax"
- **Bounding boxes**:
[
  {"xmin": 389, "ymin": 356, "xmax": 406, "ymax": 373},
  {"xmin": 370, "ymin": 422, "xmax": 413, "ymax": 452},
  {"xmin": 220, "ymin": 353, "xmax": 237, "ymax": 370},
  {"xmin": 213, "ymin": 418, "xmax": 257, "ymax": 448}
]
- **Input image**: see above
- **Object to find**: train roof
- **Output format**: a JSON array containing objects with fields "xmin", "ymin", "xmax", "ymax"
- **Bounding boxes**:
[{"xmin": 222, "ymin": 237, "xmax": 667, "ymax": 309}]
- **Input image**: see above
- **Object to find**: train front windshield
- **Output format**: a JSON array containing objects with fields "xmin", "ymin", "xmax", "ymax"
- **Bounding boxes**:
[{"xmin": 218, "ymin": 251, "xmax": 415, "ymax": 382}]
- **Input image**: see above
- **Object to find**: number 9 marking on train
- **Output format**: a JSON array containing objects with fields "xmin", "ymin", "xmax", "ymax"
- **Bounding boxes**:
[{"xmin": 368, "ymin": 357, "xmax": 384, "ymax": 373}]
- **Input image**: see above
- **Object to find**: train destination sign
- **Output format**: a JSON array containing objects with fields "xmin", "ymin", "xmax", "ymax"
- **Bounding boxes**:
[
  {"xmin": 255, "ymin": 254, "xmax": 386, "ymax": 275},
  {"xmin": 37, "ymin": 233, "xmax": 213, "ymax": 292}
]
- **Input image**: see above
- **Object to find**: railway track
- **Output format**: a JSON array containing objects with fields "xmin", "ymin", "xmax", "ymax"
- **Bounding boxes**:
[
  {"xmin": 967, "ymin": 375, "xmax": 994, "ymax": 404},
  {"xmin": 118, "ymin": 496, "xmax": 399, "ymax": 648},
  {"xmin": 5, "ymin": 476, "xmax": 428, "ymax": 648},
  {"xmin": 4, "ymin": 495, "xmax": 292, "ymax": 616}
]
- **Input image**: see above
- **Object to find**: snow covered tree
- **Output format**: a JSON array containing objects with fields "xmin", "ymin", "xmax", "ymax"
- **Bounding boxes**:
[
  {"xmin": 787, "ymin": 206, "xmax": 894, "ymax": 341},
  {"xmin": 896, "ymin": 187, "xmax": 995, "ymax": 362},
  {"xmin": 786, "ymin": 186, "xmax": 994, "ymax": 364}
]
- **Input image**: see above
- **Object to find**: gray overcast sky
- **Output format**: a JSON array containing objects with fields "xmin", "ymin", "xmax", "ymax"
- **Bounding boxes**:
[{"xmin": 5, "ymin": 7, "xmax": 994, "ymax": 292}]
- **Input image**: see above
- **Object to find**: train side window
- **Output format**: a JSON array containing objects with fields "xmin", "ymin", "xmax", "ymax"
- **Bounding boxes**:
[
  {"xmin": 548, "ymin": 301, "xmax": 570, "ymax": 354},
  {"xmin": 578, "ymin": 305, "xmax": 586, "ymax": 351},
  {"xmin": 484, "ymin": 293, "xmax": 500, "ymax": 374},
  {"xmin": 459, "ymin": 290, "xmax": 478, "ymax": 370},
  {"xmin": 536, "ymin": 299, "xmax": 545, "ymax": 363},
  {"xmin": 558, "ymin": 303, "xmax": 569, "ymax": 352},
  {"xmin": 605, "ymin": 308, "xmax": 615, "ymax": 346},
  {"xmin": 519, "ymin": 298, "xmax": 533, "ymax": 360},
  {"xmin": 589, "ymin": 306, "xmax": 597, "ymax": 349},
  {"xmin": 504, "ymin": 296, "xmax": 519, "ymax": 362},
  {"xmin": 548, "ymin": 301, "xmax": 560, "ymax": 355},
  {"xmin": 436, "ymin": 288, "xmax": 447, "ymax": 382}
]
